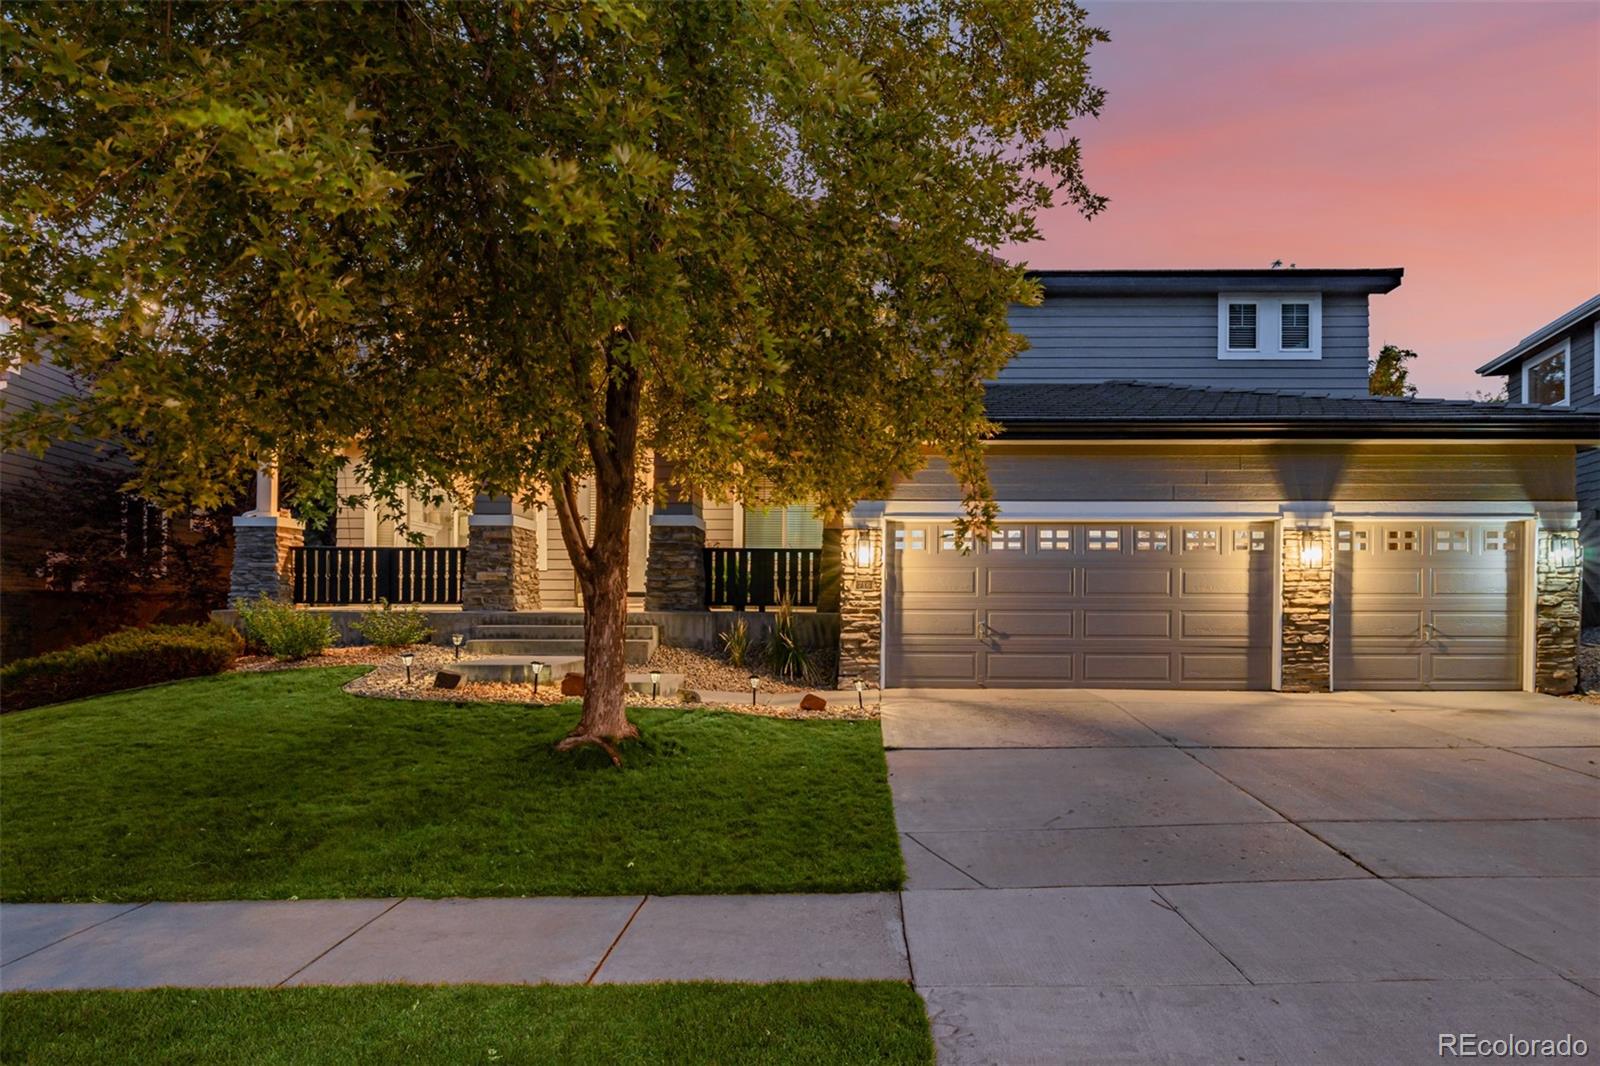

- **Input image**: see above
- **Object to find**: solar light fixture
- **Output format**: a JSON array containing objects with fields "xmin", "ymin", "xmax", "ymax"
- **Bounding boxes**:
[
  {"xmin": 854, "ymin": 677, "xmax": 866, "ymax": 709},
  {"xmin": 649, "ymin": 669, "xmax": 662, "ymax": 699},
  {"xmin": 749, "ymin": 674, "xmax": 760, "ymax": 706},
  {"xmin": 530, "ymin": 660, "xmax": 543, "ymax": 696},
  {"xmin": 399, "ymin": 651, "xmax": 415, "ymax": 685},
  {"xmin": 451, "ymin": 632, "xmax": 464, "ymax": 660}
]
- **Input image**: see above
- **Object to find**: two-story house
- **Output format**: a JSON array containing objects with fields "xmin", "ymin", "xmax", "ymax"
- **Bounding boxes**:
[
  {"xmin": 1475, "ymin": 294, "xmax": 1600, "ymax": 627},
  {"xmin": 231, "ymin": 268, "xmax": 1594, "ymax": 694}
]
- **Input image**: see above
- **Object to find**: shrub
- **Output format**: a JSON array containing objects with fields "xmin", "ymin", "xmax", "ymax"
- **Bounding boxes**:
[
  {"xmin": 235, "ymin": 595, "xmax": 338, "ymax": 661},
  {"xmin": 760, "ymin": 597, "xmax": 810, "ymax": 681},
  {"xmin": 720, "ymin": 616, "xmax": 750, "ymax": 668},
  {"xmin": 0, "ymin": 623, "xmax": 243, "ymax": 712},
  {"xmin": 350, "ymin": 599, "xmax": 433, "ymax": 647}
]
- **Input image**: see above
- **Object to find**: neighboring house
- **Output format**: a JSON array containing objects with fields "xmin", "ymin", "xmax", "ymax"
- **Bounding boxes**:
[
  {"xmin": 1475, "ymin": 294, "xmax": 1600, "ymax": 626},
  {"xmin": 231, "ymin": 268, "xmax": 1595, "ymax": 694},
  {"xmin": 0, "ymin": 350, "xmax": 234, "ymax": 659}
]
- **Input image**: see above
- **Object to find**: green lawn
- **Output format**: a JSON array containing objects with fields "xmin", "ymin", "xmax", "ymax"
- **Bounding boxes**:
[
  {"xmin": 0, "ymin": 669, "xmax": 902, "ymax": 901},
  {"xmin": 0, "ymin": 982, "xmax": 934, "ymax": 1065}
]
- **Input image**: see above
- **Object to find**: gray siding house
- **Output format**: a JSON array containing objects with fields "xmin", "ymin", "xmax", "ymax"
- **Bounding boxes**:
[
  {"xmin": 228, "ymin": 268, "xmax": 1595, "ymax": 695},
  {"xmin": 1476, "ymin": 294, "xmax": 1600, "ymax": 623}
]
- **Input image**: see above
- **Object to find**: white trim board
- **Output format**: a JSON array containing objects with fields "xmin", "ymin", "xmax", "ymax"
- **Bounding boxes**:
[{"xmin": 878, "ymin": 500, "xmax": 1573, "ymax": 521}]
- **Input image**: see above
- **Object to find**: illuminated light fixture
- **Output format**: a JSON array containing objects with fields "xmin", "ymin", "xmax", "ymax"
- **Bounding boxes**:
[
  {"xmin": 451, "ymin": 632, "xmax": 464, "ymax": 660},
  {"xmin": 649, "ymin": 669, "xmax": 662, "ymax": 699},
  {"xmin": 854, "ymin": 677, "xmax": 866, "ymax": 709},
  {"xmin": 1547, "ymin": 534, "xmax": 1578, "ymax": 570},
  {"xmin": 854, "ymin": 536, "xmax": 875, "ymax": 568},
  {"xmin": 1298, "ymin": 530, "xmax": 1325, "ymax": 569},
  {"xmin": 749, "ymin": 674, "xmax": 760, "ymax": 706},
  {"xmin": 400, "ymin": 651, "xmax": 415, "ymax": 685},
  {"xmin": 530, "ymin": 660, "xmax": 543, "ymax": 696}
]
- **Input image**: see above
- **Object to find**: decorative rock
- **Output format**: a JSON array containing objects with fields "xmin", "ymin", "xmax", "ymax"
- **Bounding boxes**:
[
  {"xmin": 1535, "ymin": 528, "xmax": 1581, "ymax": 695},
  {"xmin": 679, "ymin": 690, "xmax": 702, "ymax": 705},
  {"xmin": 837, "ymin": 527, "xmax": 883, "ymax": 684},
  {"xmin": 560, "ymin": 672, "xmax": 586, "ymax": 697},
  {"xmin": 433, "ymin": 670, "xmax": 463, "ymax": 689},
  {"xmin": 800, "ymin": 693, "xmax": 828, "ymax": 711},
  {"xmin": 1280, "ymin": 525, "xmax": 1332, "ymax": 692}
]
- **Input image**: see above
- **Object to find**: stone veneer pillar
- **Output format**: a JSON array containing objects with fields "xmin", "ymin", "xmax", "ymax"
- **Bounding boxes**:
[
  {"xmin": 229, "ymin": 514, "xmax": 305, "ymax": 604},
  {"xmin": 461, "ymin": 511, "xmax": 540, "ymax": 611},
  {"xmin": 837, "ymin": 525, "xmax": 883, "ymax": 685},
  {"xmin": 1535, "ymin": 523, "xmax": 1581, "ymax": 695},
  {"xmin": 1279, "ymin": 516, "xmax": 1332, "ymax": 692},
  {"xmin": 645, "ymin": 515, "xmax": 706, "ymax": 611}
]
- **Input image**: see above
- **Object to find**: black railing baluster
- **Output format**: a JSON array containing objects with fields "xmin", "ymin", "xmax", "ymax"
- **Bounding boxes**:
[
  {"xmin": 700, "ymin": 548, "xmax": 821, "ymax": 609},
  {"xmin": 288, "ymin": 547, "xmax": 467, "ymax": 606}
]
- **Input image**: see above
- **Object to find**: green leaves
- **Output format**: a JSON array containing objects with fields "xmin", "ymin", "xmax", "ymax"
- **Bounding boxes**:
[{"xmin": 1, "ymin": 0, "xmax": 1106, "ymax": 535}]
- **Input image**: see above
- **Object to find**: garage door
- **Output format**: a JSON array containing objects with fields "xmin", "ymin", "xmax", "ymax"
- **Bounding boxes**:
[
  {"xmin": 885, "ymin": 521, "xmax": 1276, "ymax": 688},
  {"xmin": 1333, "ymin": 521, "xmax": 1524, "ymax": 690}
]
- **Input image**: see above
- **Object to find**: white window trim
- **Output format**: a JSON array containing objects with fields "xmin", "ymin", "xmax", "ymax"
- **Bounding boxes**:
[
  {"xmin": 1217, "ymin": 293, "xmax": 1322, "ymax": 361},
  {"xmin": 1521, "ymin": 339, "xmax": 1570, "ymax": 407},
  {"xmin": 1592, "ymin": 322, "xmax": 1598, "ymax": 396}
]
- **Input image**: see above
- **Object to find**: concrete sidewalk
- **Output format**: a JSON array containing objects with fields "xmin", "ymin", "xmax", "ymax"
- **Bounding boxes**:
[{"xmin": 0, "ymin": 893, "xmax": 909, "ymax": 991}]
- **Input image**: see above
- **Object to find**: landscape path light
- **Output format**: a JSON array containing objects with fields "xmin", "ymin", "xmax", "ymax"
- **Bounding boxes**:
[
  {"xmin": 530, "ymin": 660, "xmax": 543, "ymax": 697},
  {"xmin": 451, "ymin": 632, "xmax": 464, "ymax": 660},
  {"xmin": 854, "ymin": 677, "xmax": 866, "ymax": 710},
  {"xmin": 749, "ymin": 674, "xmax": 760, "ymax": 706},
  {"xmin": 400, "ymin": 651, "xmax": 415, "ymax": 685},
  {"xmin": 649, "ymin": 670, "xmax": 662, "ymax": 699}
]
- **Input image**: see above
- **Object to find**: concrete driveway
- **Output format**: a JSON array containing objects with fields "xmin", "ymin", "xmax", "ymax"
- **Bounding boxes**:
[{"xmin": 883, "ymin": 688, "xmax": 1600, "ymax": 1065}]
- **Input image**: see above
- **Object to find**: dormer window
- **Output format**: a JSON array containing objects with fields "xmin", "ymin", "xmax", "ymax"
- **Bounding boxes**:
[
  {"xmin": 1522, "ymin": 340, "xmax": 1569, "ymax": 406},
  {"xmin": 1218, "ymin": 294, "xmax": 1321, "ymax": 360}
]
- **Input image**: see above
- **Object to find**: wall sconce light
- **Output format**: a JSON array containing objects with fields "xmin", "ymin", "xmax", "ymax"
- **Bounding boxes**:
[
  {"xmin": 530, "ymin": 660, "xmax": 543, "ymax": 696},
  {"xmin": 1298, "ymin": 530, "xmax": 1325, "ymax": 569},
  {"xmin": 400, "ymin": 651, "xmax": 415, "ymax": 685},
  {"xmin": 1546, "ymin": 533, "xmax": 1578, "ymax": 570},
  {"xmin": 451, "ymin": 632, "xmax": 464, "ymax": 660},
  {"xmin": 749, "ymin": 674, "xmax": 760, "ymax": 706},
  {"xmin": 649, "ymin": 669, "xmax": 662, "ymax": 699},
  {"xmin": 853, "ymin": 535, "xmax": 876, "ymax": 569}
]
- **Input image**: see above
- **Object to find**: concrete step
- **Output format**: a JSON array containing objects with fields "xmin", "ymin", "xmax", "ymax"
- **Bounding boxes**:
[
  {"xmin": 473, "ymin": 624, "xmax": 656, "ymax": 641},
  {"xmin": 449, "ymin": 656, "xmax": 583, "ymax": 684},
  {"xmin": 463, "ymin": 638, "xmax": 656, "ymax": 666}
]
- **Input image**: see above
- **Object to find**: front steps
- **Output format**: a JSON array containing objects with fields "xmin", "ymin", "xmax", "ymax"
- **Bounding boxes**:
[{"xmin": 461, "ymin": 615, "xmax": 659, "ymax": 668}]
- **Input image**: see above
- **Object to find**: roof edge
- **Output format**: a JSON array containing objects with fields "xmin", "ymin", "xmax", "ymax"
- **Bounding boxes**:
[{"xmin": 1475, "ymin": 293, "xmax": 1600, "ymax": 376}]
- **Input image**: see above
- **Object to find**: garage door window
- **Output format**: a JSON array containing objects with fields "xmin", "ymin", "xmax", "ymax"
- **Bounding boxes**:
[
  {"xmin": 894, "ymin": 528, "xmax": 925, "ymax": 551},
  {"xmin": 1337, "ymin": 529, "xmax": 1369, "ymax": 552},
  {"xmin": 1484, "ymin": 528, "xmax": 1517, "ymax": 552},
  {"xmin": 939, "ymin": 528, "xmax": 970, "ymax": 552},
  {"xmin": 990, "ymin": 527, "xmax": 1023, "ymax": 551},
  {"xmin": 1434, "ymin": 528, "xmax": 1469, "ymax": 552},
  {"xmin": 1087, "ymin": 527, "xmax": 1120, "ymax": 551},
  {"xmin": 1038, "ymin": 528, "xmax": 1072, "ymax": 551},
  {"xmin": 1385, "ymin": 529, "xmax": 1418, "ymax": 552},
  {"xmin": 1183, "ymin": 528, "xmax": 1219, "ymax": 552},
  {"xmin": 1134, "ymin": 528, "xmax": 1170, "ymax": 551},
  {"xmin": 1234, "ymin": 528, "xmax": 1268, "ymax": 552}
]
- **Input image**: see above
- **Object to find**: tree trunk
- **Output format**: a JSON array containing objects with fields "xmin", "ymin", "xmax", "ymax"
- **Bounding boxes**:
[{"xmin": 567, "ymin": 527, "xmax": 638, "ymax": 750}]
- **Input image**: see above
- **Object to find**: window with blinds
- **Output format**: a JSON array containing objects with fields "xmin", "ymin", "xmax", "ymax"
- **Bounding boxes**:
[
  {"xmin": 1227, "ymin": 303, "xmax": 1258, "ymax": 350},
  {"xmin": 743, "ymin": 504, "xmax": 824, "ymax": 548},
  {"xmin": 1280, "ymin": 303, "xmax": 1311, "ymax": 349}
]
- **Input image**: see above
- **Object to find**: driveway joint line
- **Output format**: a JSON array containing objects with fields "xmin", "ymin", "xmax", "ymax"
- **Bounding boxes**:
[
  {"xmin": 896, "ymin": 891, "xmax": 917, "ymax": 986},
  {"xmin": 585, "ymin": 894, "xmax": 648, "ymax": 985},
  {"xmin": 1151, "ymin": 885, "xmax": 1255, "ymax": 986},
  {"xmin": 273, "ymin": 897, "xmax": 406, "ymax": 988},
  {"xmin": 0, "ymin": 901, "xmax": 149, "ymax": 969},
  {"xmin": 1380, "ymin": 877, "xmax": 1580, "ymax": 981},
  {"xmin": 902, "ymin": 832, "xmax": 991, "ymax": 888},
  {"xmin": 1499, "ymin": 747, "xmax": 1600, "ymax": 778}
]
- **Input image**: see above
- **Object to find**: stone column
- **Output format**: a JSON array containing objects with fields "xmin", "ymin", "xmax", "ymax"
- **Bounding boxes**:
[
  {"xmin": 229, "ymin": 514, "xmax": 306, "ymax": 603},
  {"xmin": 837, "ymin": 524, "xmax": 883, "ymax": 685},
  {"xmin": 645, "ymin": 513, "xmax": 706, "ymax": 611},
  {"xmin": 1535, "ymin": 522, "xmax": 1581, "ymax": 695},
  {"xmin": 229, "ymin": 464, "xmax": 304, "ymax": 603},
  {"xmin": 461, "ymin": 495, "xmax": 540, "ymax": 611},
  {"xmin": 1279, "ymin": 514, "xmax": 1332, "ymax": 692}
]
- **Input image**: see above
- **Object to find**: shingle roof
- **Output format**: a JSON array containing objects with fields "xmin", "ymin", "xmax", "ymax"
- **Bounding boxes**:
[
  {"xmin": 983, "ymin": 381, "xmax": 1598, "ymax": 440},
  {"xmin": 1475, "ymin": 293, "xmax": 1600, "ymax": 375}
]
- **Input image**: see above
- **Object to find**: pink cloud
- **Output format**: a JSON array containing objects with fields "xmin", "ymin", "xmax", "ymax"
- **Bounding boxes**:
[{"xmin": 1003, "ymin": 1, "xmax": 1600, "ymax": 396}]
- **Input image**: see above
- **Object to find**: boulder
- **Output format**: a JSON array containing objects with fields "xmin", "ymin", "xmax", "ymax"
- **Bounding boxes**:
[
  {"xmin": 560, "ymin": 672, "xmax": 586, "ymax": 697},
  {"xmin": 799, "ymin": 693, "xmax": 828, "ymax": 712},
  {"xmin": 433, "ymin": 670, "xmax": 463, "ymax": 690}
]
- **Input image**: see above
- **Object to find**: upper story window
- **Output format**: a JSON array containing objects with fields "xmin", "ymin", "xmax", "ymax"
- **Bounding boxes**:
[
  {"xmin": 1522, "ymin": 340, "xmax": 1569, "ymax": 407},
  {"xmin": 1218, "ymin": 294, "xmax": 1321, "ymax": 360}
]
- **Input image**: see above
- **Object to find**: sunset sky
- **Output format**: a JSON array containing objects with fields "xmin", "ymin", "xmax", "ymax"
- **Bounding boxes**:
[{"xmin": 1001, "ymin": 1, "xmax": 1600, "ymax": 398}]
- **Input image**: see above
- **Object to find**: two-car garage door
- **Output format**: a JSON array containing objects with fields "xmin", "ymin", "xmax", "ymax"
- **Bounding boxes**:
[
  {"xmin": 883, "ymin": 518, "xmax": 1526, "ymax": 690},
  {"xmin": 884, "ymin": 521, "xmax": 1276, "ymax": 688}
]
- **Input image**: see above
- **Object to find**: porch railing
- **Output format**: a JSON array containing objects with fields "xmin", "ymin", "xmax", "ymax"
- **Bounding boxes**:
[
  {"xmin": 703, "ymin": 547, "xmax": 822, "ymax": 610},
  {"xmin": 291, "ymin": 547, "xmax": 466, "ymax": 606}
]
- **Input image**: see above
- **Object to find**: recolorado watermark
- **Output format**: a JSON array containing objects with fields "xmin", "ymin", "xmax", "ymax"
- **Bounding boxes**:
[{"xmin": 1439, "ymin": 1034, "xmax": 1589, "ymax": 1058}]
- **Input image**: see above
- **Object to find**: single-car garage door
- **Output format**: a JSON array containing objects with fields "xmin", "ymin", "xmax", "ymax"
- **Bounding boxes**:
[
  {"xmin": 885, "ymin": 520, "xmax": 1276, "ymax": 688},
  {"xmin": 1333, "ymin": 520, "xmax": 1524, "ymax": 690}
]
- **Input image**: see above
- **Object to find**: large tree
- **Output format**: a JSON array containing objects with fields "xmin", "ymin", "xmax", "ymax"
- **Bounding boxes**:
[
  {"xmin": 1368, "ymin": 343, "xmax": 1419, "ymax": 397},
  {"xmin": 1, "ymin": 1, "xmax": 1107, "ymax": 753}
]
